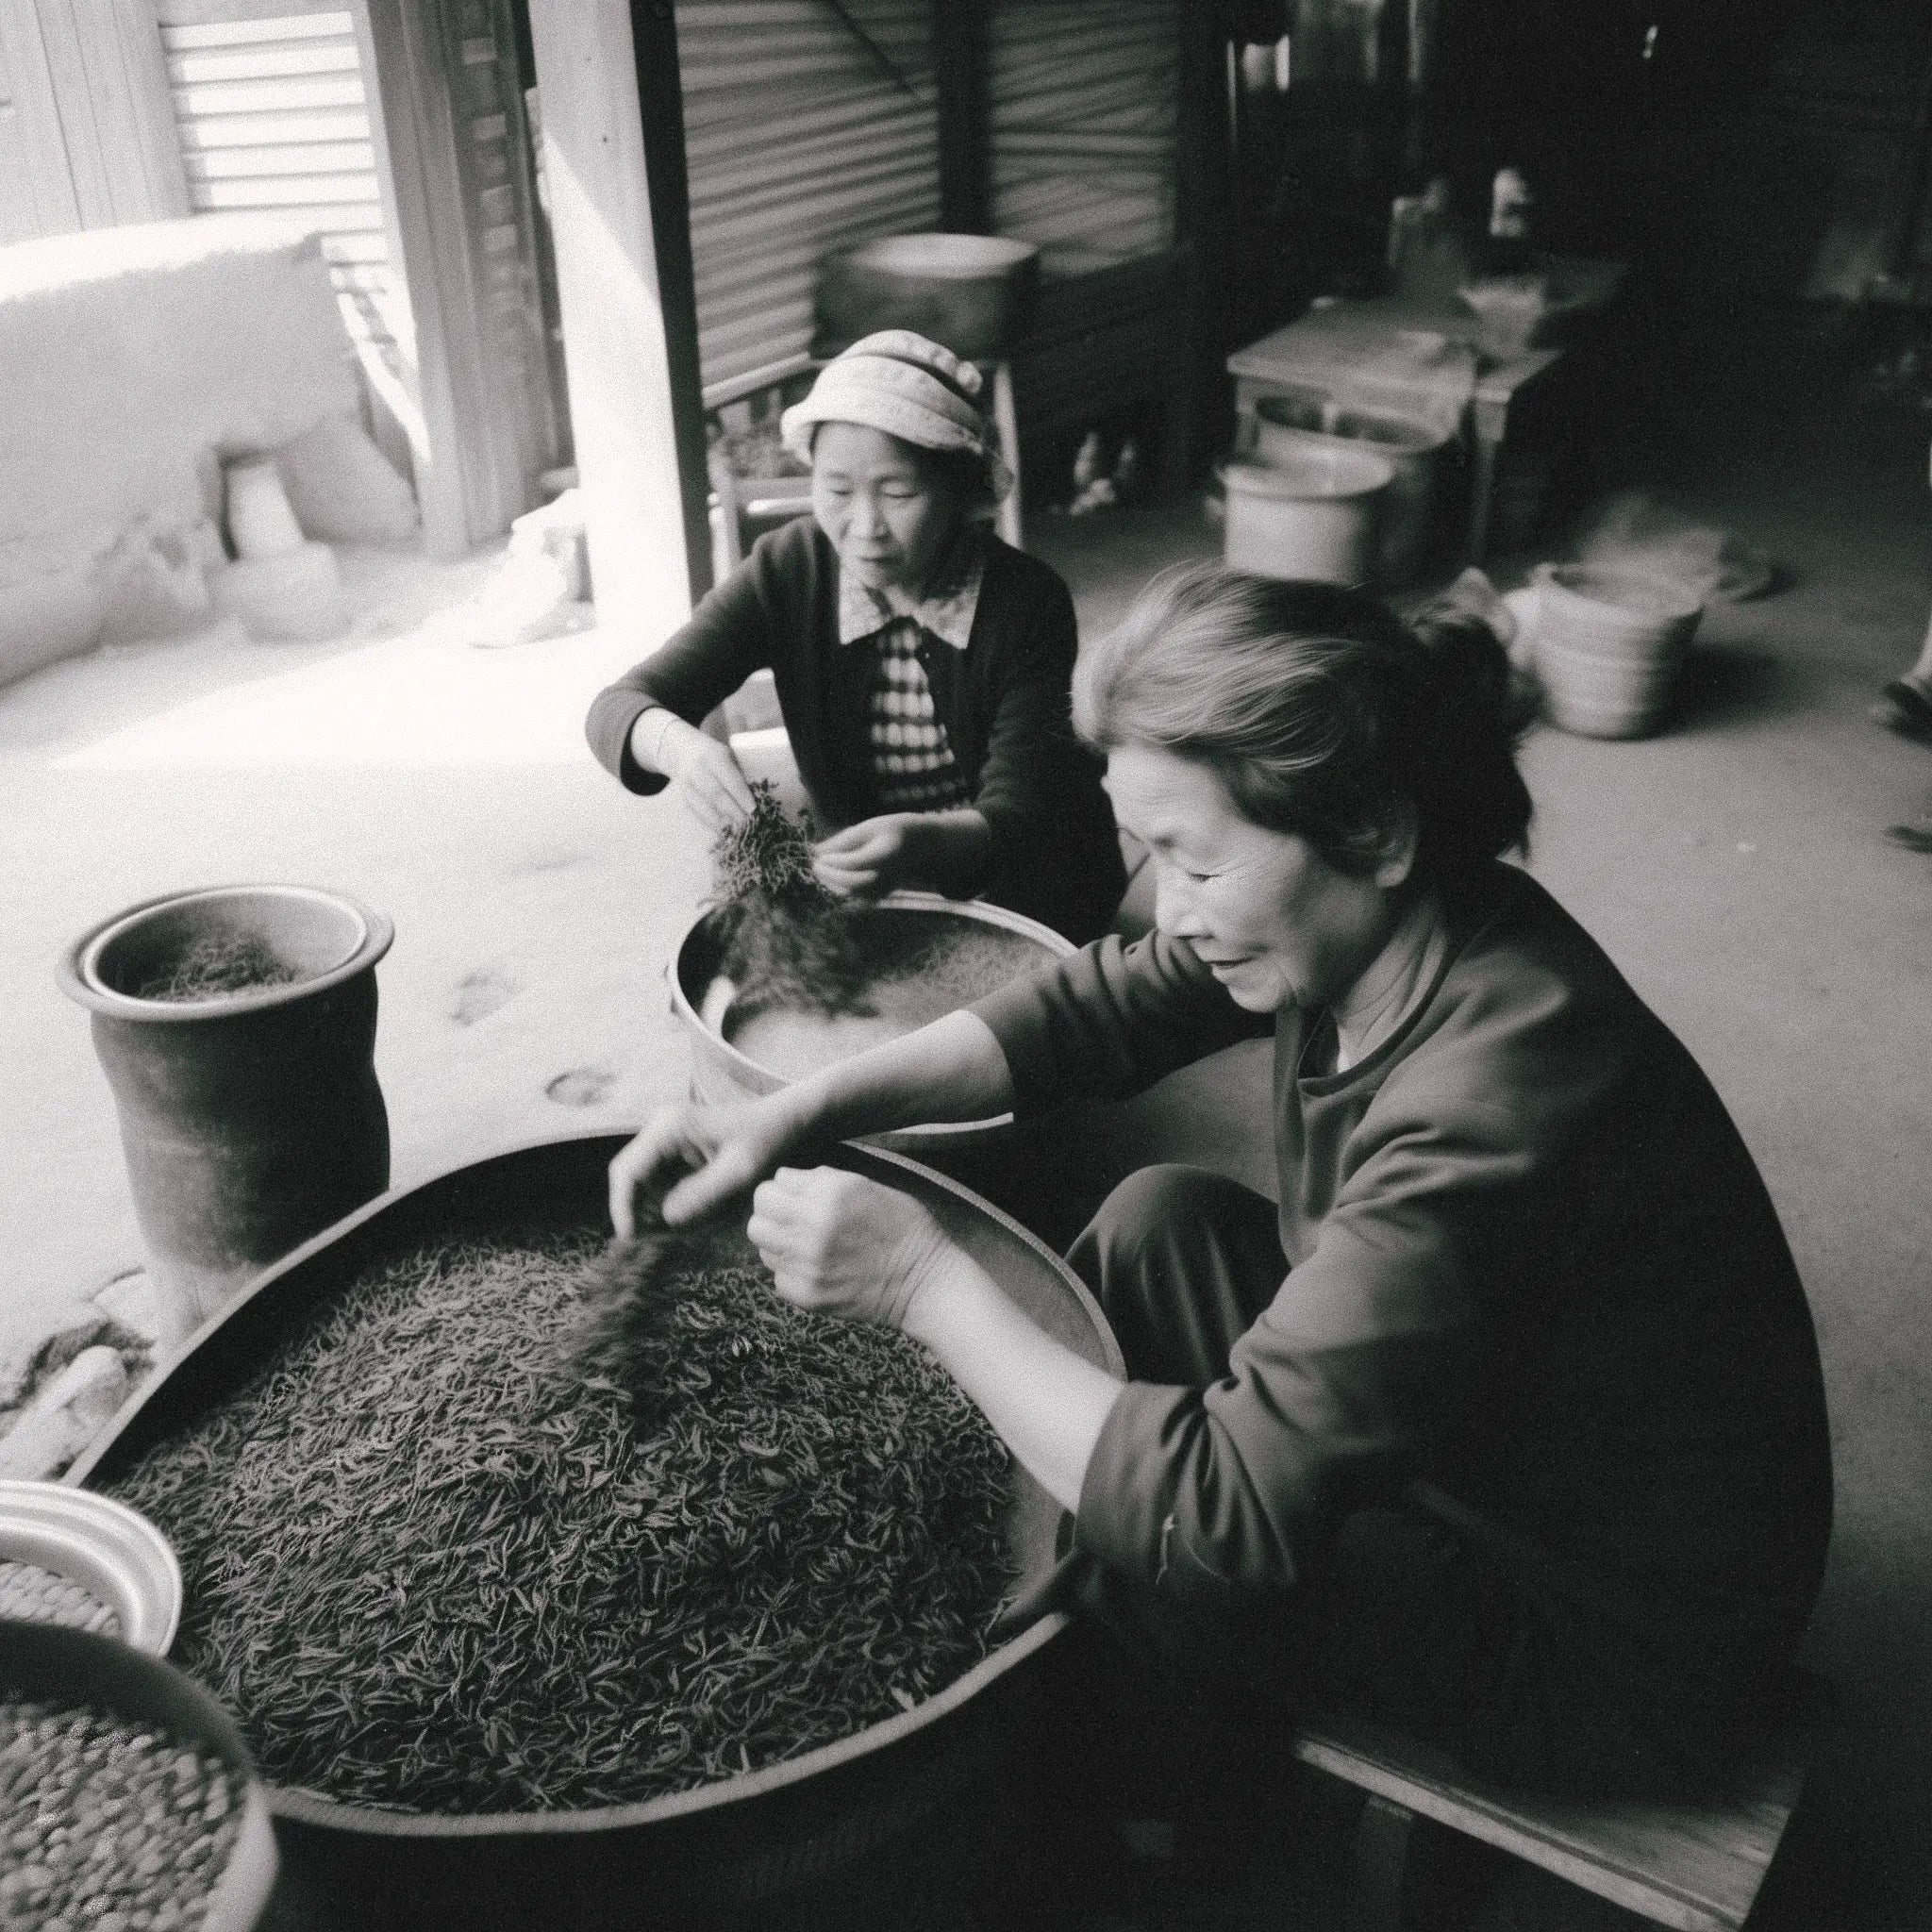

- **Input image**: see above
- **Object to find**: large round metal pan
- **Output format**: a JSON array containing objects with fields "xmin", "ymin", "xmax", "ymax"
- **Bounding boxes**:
[{"xmin": 68, "ymin": 1130, "xmax": 1119, "ymax": 1931}]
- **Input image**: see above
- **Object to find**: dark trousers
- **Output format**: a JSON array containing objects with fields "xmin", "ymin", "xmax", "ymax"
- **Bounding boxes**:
[{"xmin": 1061, "ymin": 1164, "xmax": 1701, "ymax": 1804}]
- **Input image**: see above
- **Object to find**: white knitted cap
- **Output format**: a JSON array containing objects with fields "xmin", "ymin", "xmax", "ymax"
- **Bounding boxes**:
[{"xmin": 780, "ymin": 330, "xmax": 1012, "ymax": 502}]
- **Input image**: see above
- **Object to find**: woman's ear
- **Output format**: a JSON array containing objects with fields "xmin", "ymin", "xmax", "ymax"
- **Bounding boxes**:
[{"xmin": 1370, "ymin": 800, "xmax": 1420, "ymax": 890}]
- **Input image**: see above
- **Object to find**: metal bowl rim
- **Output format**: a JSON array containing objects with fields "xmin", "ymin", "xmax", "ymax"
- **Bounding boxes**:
[{"xmin": 0, "ymin": 1478, "xmax": 182, "ymax": 1654}]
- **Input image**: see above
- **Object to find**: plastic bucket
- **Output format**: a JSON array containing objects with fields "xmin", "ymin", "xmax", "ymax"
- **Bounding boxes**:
[
  {"xmin": 1530, "ymin": 563, "xmax": 1705, "ymax": 740},
  {"xmin": 1221, "ymin": 449, "xmax": 1394, "ymax": 586},
  {"xmin": 1254, "ymin": 399, "xmax": 1453, "ymax": 586}
]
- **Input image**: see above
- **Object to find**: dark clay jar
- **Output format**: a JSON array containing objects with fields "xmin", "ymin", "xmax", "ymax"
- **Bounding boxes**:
[{"xmin": 60, "ymin": 885, "xmax": 393, "ymax": 1340}]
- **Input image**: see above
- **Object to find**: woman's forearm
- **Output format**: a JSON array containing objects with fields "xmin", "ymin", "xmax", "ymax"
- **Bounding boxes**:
[
  {"xmin": 787, "ymin": 1009, "xmax": 1015, "ymax": 1141},
  {"xmin": 903, "ymin": 1246, "xmax": 1123, "ymax": 1514}
]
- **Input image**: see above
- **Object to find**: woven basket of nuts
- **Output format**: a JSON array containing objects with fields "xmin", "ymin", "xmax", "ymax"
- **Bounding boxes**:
[{"xmin": 0, "ymin": 1620, "xmax": 277, "ymax": 1932}]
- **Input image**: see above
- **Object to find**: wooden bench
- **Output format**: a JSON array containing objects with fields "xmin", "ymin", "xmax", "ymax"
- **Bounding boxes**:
[{"xmin": 1291, "ymin": 1689, "xmax": 1824, "ymax": 1932}]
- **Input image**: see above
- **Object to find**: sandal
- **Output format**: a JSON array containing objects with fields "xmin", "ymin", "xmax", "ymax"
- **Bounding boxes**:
[{"xmin": 1876, "ymin": 678, "xmax": 1932, "ymax": 741}]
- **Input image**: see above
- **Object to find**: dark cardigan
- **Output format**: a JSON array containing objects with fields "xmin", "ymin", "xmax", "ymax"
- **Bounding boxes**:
[
  {"xmin": 585, "ymin": 517, "xmax": 1126, "ymax": 943},
  {"xmin": 975, "ymin": 861, "xmax": 1834, "ymax": 1706}
]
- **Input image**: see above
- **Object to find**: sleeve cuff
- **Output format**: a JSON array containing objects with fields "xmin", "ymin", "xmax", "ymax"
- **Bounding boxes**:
[
  {"xmin": 966, "ymin": 947, "xmax": 1087, "ymax": 1112},
  {"xmin": 1074, "ymin": 1379, "xmax": 1190, "ymax": 1591},
  {"xmin": 600, "ymin": 691, "xmax": 672, "ymax": 795}
]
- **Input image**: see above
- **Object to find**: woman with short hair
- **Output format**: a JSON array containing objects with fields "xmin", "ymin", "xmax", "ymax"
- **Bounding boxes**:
[
  {"xmin": 586, "ymin": 329, "xmax": 1124, "ymax": 943},
  {"xmin": 609, "ymin": 563, "xmax": 1832, "ymax": 1797}
]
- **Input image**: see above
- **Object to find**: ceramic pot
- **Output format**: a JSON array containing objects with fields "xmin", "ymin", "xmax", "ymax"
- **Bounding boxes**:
[
  {"xmin": 210, "ymin": 541, "xmax": 347, "ymax": 642},
  {"xmin": 59, "ymin": 886, "xmax": 393, "ymax": 1338},
  {"xmin": 223, "ymin": 458, "xmax": 306, "ymax": 560}
]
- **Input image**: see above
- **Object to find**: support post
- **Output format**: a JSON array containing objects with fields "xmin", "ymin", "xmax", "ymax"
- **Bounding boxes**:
[
  {"xmin": 1171, "ymin": 0, "xmax": 1235, "ymax": 489},
  {"xmin": 362, "ymin": 0, "xmax": 508, "ymax": 558},
  {"xmin": 934, "ymin": 0, "xmax": 991, "ymax": 234},
  {"xmin": 526, "ymin": 0, "xmax": 711, "ymax": 645}
]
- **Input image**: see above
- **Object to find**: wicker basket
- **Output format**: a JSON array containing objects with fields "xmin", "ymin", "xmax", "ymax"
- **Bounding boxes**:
[{"xmin": 1531, "ymin": 563, "xmax": 1705, "ymax": 740}]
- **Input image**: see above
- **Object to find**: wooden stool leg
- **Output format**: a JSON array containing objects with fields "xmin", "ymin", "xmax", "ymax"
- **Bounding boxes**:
[
  {"xmin": 1466, "ymin": 432, "xmax": 1500, "ymax": 565},
  {"xmin": 1346, "ymin": 1794, "xmax": 1420, "ymax": 1932},
  {"xmin": 1343, "ymin": 1798, "xmax": 1509, "ymax": 1932}
]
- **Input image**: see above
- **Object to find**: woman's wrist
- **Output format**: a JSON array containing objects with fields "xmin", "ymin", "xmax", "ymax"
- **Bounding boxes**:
[
  {"xmin": 923, "ymin": 808, "xmax": 992, "ymax": 897},
  {"xmin": 629, "ymin": 706, "xmax": 684, "ymax": 774},
  {"xmin": 898, "ymin": 1244, "xmax": 1123, "ymax": 1516},
  {"xmin": 898, "ymin": 1245, "xmax": 1003, "ymax": 1356}
]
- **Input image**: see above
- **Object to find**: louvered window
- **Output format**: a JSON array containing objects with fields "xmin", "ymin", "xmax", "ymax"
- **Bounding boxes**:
[
  {"xmin": 677, "ymin": 0, "xmax": 941, "ymax": 394},
  {"xmin": 990, "ymin": 0, "xmax": 1179, "ymax": 275},
  {"xmin": 156, "ymin": 7, "xmax": 394, "ymax": 363}
]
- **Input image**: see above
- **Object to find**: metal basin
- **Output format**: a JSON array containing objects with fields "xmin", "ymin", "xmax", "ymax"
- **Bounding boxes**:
[
  {"xmin": 672, "ymin": 891, "xmax": 1073, "ymax": 1161},
  {"xmin": 1253, "ymin": 396, "xmax": 1454, "ymax": 586},
  {"xmin": 67, "ymin": 1130, "xmax": 1120, "ymax": 1931}
]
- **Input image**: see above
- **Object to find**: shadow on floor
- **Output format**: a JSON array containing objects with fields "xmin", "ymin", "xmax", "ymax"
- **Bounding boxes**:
[{"xmin": 1667, "ymin": 637, "xmax": 1801, "ymax": 733}]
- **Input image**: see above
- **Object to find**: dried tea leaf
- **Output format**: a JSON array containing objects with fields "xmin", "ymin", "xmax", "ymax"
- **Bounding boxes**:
[
  {"xmin": 136, "ymin": 932, "xmax": 298, "ymax": 1002},
  {"xmin": 709, "ymin": 782, "xmax": 876, "ymax": 1023},
  {"xmin": 108, "ymin": 1226, "xmax": 1012, "ymax": 1815}
]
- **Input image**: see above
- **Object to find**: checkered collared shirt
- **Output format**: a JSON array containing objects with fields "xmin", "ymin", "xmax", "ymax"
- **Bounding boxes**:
[{"xmin": 838, "ymin": 527, "xmax": 986, "ymax": 814}]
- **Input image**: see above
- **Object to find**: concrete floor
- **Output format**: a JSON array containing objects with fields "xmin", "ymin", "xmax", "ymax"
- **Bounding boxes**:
[{"xmin": 5, "ymin": 324, "xmax": 1932, "ymax": 1925}]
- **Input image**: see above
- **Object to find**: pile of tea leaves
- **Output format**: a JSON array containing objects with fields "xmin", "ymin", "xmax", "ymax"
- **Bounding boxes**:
[
  {"xmin": 708, "ymin": 783, "xmax": 1054, "ymax": 1052},
  {"xmin": 108, "ymin": 1224, "xmax": 1012, "ymax": 1815},
  {"xmin": 135, "ymin": 933, "xmax": 299, "ymax": 1003},
  {"xmin": 709, "ymin": 783, "xmax": 877, "ymax": 1024}
]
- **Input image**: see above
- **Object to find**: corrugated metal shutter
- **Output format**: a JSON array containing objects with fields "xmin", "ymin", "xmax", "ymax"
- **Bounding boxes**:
[
  {"xmin": 989, "ymin": 0, "xmax": 1179, "ymax": 275},
  {"xmin": 677, "ymin": 0, "xmax": 941, "ymax": 394},
  {"xmin": 156, "ymin": 8, "xmax": 395, "ymax": 370}
]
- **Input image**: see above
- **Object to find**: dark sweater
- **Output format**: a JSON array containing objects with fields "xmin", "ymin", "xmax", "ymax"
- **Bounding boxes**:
[
  {"xmin": 974, "ymin": 861, "xmax": 1833, "ymax": 1697},
  {"xmin": 584, "ymin": 517, "xmax": 1126, "ymax": 944}
]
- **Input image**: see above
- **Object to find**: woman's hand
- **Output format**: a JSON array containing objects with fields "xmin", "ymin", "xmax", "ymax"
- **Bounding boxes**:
[
  {"xmin": 634, "ymin": 710, "xmax": 756, "ymax": 834},
  {"xmin": 746, "ymin": 1168, "xmax": 953, "ymax": 1331},
  {"xmin": 608, "ymin": 1094, "xmax": 806, "ymax": 1236},
  {"xmin": 749, "ymin": 1163, "xmax": 1124, "ymax": 1514},
  {"xmin": 813, "ymin": 808, "xmax": 991, "ymax": 899}
]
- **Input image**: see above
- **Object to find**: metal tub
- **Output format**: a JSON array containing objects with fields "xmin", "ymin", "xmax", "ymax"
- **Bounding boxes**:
[
  {"xmin": 67, "ymin": 1131, "xmax": 1119, "ymax": 1931},
  {"xmin": 671, "ymin": 891, "xmax": 1074, "ymax": 1163}
]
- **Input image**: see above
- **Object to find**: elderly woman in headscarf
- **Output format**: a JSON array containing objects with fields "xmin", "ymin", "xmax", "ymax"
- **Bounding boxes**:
[
  {"xmin": 586, "ymin": 330, "xmax": 1125, "ymax": 944},
  {"xmin": 608, "ymin": 564, "xmax": 1832, "ymax": 1809}
]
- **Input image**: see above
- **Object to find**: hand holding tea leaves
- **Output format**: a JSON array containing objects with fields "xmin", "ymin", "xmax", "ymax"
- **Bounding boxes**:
[
  {"xmin": 747, "ymin": 1166, "xmax": 953, "ymax": 1332},
  {"xmin": 608, "ymin": 1091, "xmax": 808, "ymax": 1237}
]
